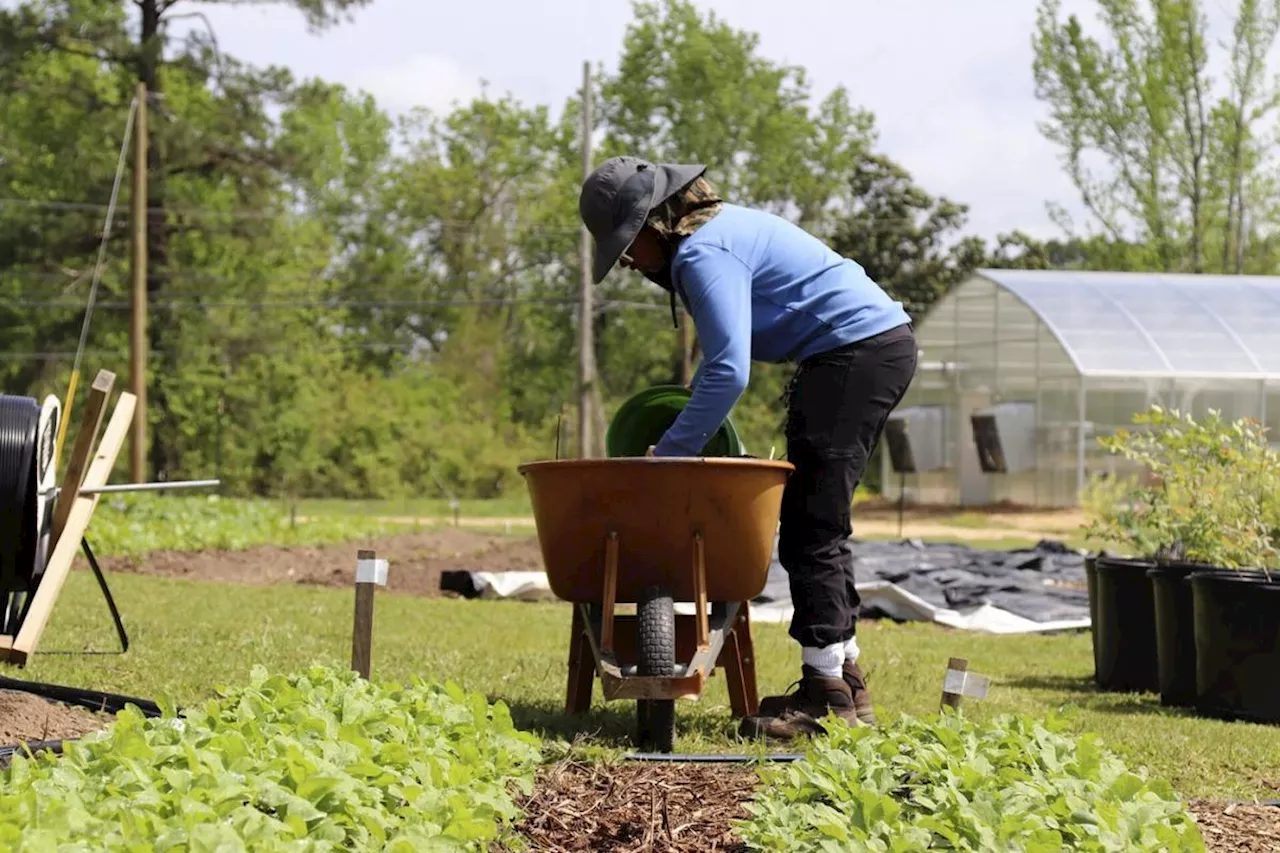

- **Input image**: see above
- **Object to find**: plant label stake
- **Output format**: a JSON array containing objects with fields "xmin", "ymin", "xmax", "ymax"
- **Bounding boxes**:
[
  {"xmin": 939, "ymin": 657, "xmax": 991, "ymax": 711},
  {"xmin": 352, "ymin": 549, "xmax": 388, "ymax": 679}
]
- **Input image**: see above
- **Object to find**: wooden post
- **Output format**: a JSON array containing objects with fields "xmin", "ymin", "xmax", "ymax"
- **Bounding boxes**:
[
  {"xmin": 130, "ymin": 80, "xmax": 148, "ymax": 483},
  {"xmin": 940, "ymin": 656, "xmax": 968, "ymax": 711},
  {"xmin": 352, "ymin": 549, "xmax": 387, "ymax": 679}
]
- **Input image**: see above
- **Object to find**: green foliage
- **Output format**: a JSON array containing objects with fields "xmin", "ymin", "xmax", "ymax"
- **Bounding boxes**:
[
  {"xmin": 734, "ymin": 710, "xmax": 1206, "ymax": 853},
  {"xmin": 1083, "ymin": 405, "xmax": 1280, "ymax": 569},
  {"xmin": 0, "ymin": 664, "xmax": 542, "ymax": 851},
  {"xmin": 0, "ymin": 0, "xmax": 1162, "ymax": 503},
  {"xmin": 1032, "ymin": 0, "xmax": 1280, "ymax": 273},
  {"xmin": 90, "ymin": 494, "xmax": 405, "ymax": 557}
]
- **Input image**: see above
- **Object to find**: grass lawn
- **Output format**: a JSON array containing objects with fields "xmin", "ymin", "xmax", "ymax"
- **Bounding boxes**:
[
  {"xmin": 13, "ymin": 567, "xmax": 1277, "ymax": 803},
  {"xmin": 297, "ymin": 495, "xmax": 535, "ymax": 520}
]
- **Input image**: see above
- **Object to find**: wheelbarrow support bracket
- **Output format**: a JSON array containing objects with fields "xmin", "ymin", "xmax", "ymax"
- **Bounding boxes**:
[{"xmin": 568, "ymin": 598, "xmax": 759, "ymax": 714}]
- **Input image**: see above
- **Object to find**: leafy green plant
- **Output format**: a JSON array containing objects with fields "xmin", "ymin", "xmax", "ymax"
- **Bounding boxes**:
[
  {"xmin": 0, "ymin": 665, "xmax": 541, "ymax": 851},
  {"xmin": 735, "ymin": 711, "xmax": 1205, "ymax": 852},
  {"xmin": 1083, "ymin": 406, "xmax": 1279, "ymax": 570},
  {"xmin": 91, "ymin": 494, "xmax": 410, "ymax": 557}
]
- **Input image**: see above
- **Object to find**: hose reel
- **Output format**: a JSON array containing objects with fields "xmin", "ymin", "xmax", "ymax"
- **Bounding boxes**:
[{"xmin": 0, "ymin": 394, "xmax": 62, "ymax": 634}]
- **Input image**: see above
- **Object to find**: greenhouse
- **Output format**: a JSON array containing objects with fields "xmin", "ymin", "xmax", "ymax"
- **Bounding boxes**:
[{"xmin": 880, "ymin": 269, "xmax": 1280, "ymax": 508}]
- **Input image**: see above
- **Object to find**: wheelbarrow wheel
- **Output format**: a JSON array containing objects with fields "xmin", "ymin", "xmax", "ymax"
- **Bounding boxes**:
[{"xmin": 635, "ymin": 584, "xmax": 676, "ymax": 753}]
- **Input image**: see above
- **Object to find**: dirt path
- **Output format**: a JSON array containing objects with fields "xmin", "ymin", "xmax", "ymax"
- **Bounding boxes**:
[
  {"xmin": 322, "ymin": 514, "xmax": 1082, "ymax": 545},
  {"xmin": 91, "ymin": 529, "xmax": 544, "ymax": 598}
]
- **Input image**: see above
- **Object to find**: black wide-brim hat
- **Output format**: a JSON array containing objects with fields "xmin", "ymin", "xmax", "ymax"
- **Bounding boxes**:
[{"xmin": 578, "ymin": 156, "xmax": 707, "ymax": 284}]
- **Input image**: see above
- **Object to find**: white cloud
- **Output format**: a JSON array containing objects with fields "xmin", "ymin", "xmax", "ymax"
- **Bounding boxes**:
[
  {"xmin": 148, "ymin": 0, "xmax": 1266, "ymax": 242},
  {"xmin": 351, "ymin": 53, "xmax": 482, "ymax": 117}
]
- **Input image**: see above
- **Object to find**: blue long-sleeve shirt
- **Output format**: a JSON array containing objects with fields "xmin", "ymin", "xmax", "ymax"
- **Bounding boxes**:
[{"xmin": 651, "ymin": 204, "xmax": 912, "ymax": 457}]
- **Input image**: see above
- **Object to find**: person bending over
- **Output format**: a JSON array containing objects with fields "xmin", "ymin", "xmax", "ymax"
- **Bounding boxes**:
[{"xmin": 578, "ymin": 155, "xmax": 917, "ymax": 740}]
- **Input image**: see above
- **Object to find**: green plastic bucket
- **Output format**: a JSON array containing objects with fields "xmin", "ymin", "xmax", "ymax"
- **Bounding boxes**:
[{"xmin": 605, "ymin": 385, "xmax": 745, "ymax": 458}]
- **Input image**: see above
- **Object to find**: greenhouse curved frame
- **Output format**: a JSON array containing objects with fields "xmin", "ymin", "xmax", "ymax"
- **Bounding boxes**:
[{"xmin": 882, "ymin": 270, "xmax": 1280, "ymax": 509}]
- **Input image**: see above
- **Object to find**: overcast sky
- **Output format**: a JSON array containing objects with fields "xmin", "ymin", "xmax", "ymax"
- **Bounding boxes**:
[{"xmin": 170, "ymin": 0, "xmax": 1237, "ymax": 242}]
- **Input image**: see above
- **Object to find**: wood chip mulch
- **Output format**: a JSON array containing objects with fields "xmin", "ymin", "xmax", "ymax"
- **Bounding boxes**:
[
  {"xmin": 499, "ymin": 761, "xmax": 756, "ymax": 852},
  {"xmin": 498, "ymin": 762, "xmax": 1280, "ymax": 852},
  {"xmin": 1188, "ymin": 800, "xmax": 1280, "ymax": 853}
]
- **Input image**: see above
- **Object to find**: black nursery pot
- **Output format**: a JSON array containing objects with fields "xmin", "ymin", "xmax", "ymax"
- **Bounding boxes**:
[
  {"xmin": 1190, "ymin": 569, "xmax": 1280, "ymax": 724},
  {"xmin": 1147, "ymin": 560, "xmax": 1209, "ymax": 707},
  {"xmin": 1091, "ymin": 555, "xmax": 1159, "ymax": 693},
  {"xmin": 1085, "ymin": 556, "xmax": 1099, "ymax": 677}
]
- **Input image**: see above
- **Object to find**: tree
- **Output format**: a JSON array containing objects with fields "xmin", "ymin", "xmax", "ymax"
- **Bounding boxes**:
[
  {"xmin": 0, "ymin": 0, "xmax": 373, "ymax": 480},
  {"xmin": 828, "ymin": 154, "xmax": 985, "ymax": 320},
  {"xmin": 1032, "ymin": 0, "xmax": 1280, "ymax": 272},
  {"xmin": 596, "ymin": 0, "xmax": 879, "ymax": 424}
]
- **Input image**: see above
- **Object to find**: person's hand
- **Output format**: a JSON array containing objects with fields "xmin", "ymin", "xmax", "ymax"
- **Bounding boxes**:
[{"xmin": 645, "ymin": 445, "xmax": 656, "ymax": 457}]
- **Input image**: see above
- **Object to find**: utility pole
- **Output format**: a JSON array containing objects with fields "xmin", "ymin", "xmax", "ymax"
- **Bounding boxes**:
[
  {"xmin": 577, "ymin": 60, "xmax": 598, "ymax": 458},
  {"xmin": 130, "ymin": 81, "xmax": 148, "ymax": 483}
]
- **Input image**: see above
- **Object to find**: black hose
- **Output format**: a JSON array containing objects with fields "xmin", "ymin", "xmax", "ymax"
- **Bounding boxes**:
[
  {"xmin": 0, "ymin": 737, "xmax": 66, "ymax": 762},
  {"xmin": 0, "ymin": 674, "xmax": 161, "ymax": 717},
  {"xmin": 0, "ymin": 676, "xmax": 165, "ymax": 765},
  {"xmin": 0, "ymin": 395, "xmax": 41, "ymax": 633}
]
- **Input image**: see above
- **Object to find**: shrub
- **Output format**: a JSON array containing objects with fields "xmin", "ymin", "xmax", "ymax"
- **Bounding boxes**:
[
  {"xmin": 1082, "ymin": 406, "xmax": 1279, "ymax": 570},
  {"xmin": 0, "ymin": 665, "xmax": 542, "ymax": 851},
  {"xmin": 735, "ymin": 711, "xmax": 1205, "ymax": 852}
]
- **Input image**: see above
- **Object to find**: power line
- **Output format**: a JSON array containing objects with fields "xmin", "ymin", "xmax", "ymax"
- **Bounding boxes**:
[
  {"xmin": 0, "ymin": 296, "xmax": 671, "ymax": 311},
  {"xmin": 0, "ymin": 195, "xmax": 980, "ymax": 232}
]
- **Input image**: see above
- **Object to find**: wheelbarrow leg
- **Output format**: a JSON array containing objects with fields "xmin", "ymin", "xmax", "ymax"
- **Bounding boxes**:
[
  {"xmin": 565, "ymin": 603, "xmax": 594, "ymax": 714},
  {"xmin": 717, "ymin": 601, "xmax": 759, "ymax": 718}
]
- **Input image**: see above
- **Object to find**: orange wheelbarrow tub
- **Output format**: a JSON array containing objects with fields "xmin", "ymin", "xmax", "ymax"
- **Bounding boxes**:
[{"xmin": 517, "ymin": 456, "xmax": 794, "ymax": 752}]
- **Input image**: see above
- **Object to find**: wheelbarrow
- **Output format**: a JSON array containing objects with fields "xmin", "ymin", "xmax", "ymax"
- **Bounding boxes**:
[{"xmin": 517, "ymin": 456, "xmax": 794, "ymax": 752}]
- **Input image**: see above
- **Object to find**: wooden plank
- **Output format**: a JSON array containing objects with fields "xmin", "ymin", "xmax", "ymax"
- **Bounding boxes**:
[
  {"xmin": 7, "ymin": 392, "xmax": 135, "ymax": 665},
  {"xmin": 50, "ymin": 370, "xmax": 115, "ymax": 548},
  {"xmin": 736, "ymin": 604, "xmax": 758, "ymax": 714},
  {"xmin": 565, "ymin": 604, "xmax": 595, "ymax": 714},
  {"xmin": 692, "ymin": 532, "xmax": 708, "ymax": 647},
  {"xmin": 716, "ymin": 603, "xmax": 758, "ymax": 717},
  {"xmin": 600, "ymin": 531, "xmax": 619, "ymax": 654},
  {"xmin": 603, "ymin": 673, "xmax": 705, "ymax": 702}
]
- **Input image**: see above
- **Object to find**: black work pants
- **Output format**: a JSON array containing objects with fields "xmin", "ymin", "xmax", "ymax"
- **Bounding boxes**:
[{"xmin": 777, "ymin": 322, "xmax": 917, "ymax": 650}]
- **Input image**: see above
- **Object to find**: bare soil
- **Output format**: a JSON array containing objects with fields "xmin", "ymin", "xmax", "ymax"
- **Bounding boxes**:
[
  {"xmin": 0, "ymin": 690, "xmax": 112, "ymax": 745},
  {"xmin": 88, "ymin": 529, "xmax": 545, "ymax": 598},
  {"xmin": 500, "ymin": 762, "xmax": 754, "ymax": 852}
]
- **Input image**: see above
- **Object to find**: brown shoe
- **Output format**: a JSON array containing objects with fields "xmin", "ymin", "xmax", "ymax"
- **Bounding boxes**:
[
  {"xmin": 757, "ymin": 663, "xmax": 877, "ymax": 725},
  {"xmin": 842, "ymin": 660, "xmax": 877, "ymax": 726},
  {"xmin": 740, "ymin": 666, "xmax": 865, "ymax": 741}
]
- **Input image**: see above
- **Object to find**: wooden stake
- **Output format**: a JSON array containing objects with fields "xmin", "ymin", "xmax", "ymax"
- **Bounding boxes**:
[
  {"xmin": 940, "ymin": 656, "xmax": 968, "ymax": 711},
  {"xmin": 352, "ymin": 549, "xmax": 386, "ymax": 679},
  {"xmin": 51, "ymin": 369, "xmax": 115, "ymax": 548}
]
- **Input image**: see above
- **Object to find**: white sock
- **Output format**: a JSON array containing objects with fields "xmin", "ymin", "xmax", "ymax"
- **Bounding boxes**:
[
  {"xmin": 801, "ymin": 643, "xmax": 845, "ymax": 678},
  {"xmin": 844, "ymin": 634, "xmax": 860, "ymax": 666}
]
